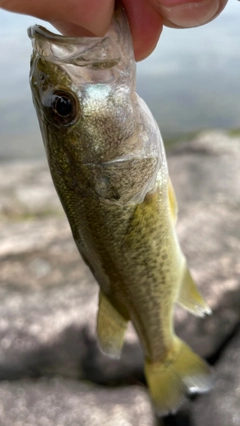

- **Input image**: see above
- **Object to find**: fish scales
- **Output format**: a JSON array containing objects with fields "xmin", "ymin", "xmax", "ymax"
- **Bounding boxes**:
[{"xmin": 28, "ymin": 7, "xmax": 213, "ymax": 415}]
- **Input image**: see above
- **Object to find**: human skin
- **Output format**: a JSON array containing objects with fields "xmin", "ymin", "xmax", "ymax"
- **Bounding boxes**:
[{"xmin": 0, "ymin": 0, "xmax": 229, "ymax": 60}]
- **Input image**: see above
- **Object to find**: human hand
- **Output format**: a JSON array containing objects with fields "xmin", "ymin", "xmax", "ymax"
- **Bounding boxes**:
[{"xmin": 0, "ymin": 0, "xmax": 228, "ymax": 60}]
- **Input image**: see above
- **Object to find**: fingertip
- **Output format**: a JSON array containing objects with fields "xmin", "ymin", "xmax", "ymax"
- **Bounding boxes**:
[
  {"xmin": 153, "ymin": 0, "xmax": 229, "ymax": 29},
  {"xmin": 10, "ymin": 0, "xmax": 114, "ymax": 37},
  {"xmin": 67, "ymin": 0, "xmax": 114, "ymax": 36},
  {"xmin": 122, "ymin": 0, "xmax": 163, "ymax": 61}
]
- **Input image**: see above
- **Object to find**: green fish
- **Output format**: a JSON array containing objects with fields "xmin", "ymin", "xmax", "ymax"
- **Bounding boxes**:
[{"xmin": 28, "ymin": 8, "xmax": 213, "ymax": 414}]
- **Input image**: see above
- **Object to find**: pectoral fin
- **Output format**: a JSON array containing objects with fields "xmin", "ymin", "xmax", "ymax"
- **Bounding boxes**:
[
  {"xmin": 168, "ymin": 178, "xmax": 178, "ymax": 224},
  {"xmin": 97, "ymin": 291, "xmax": 128, "ymax": 359},
  {"xmin": 177, "ymin": 266, "xmax": 211, "ymax": 317}
]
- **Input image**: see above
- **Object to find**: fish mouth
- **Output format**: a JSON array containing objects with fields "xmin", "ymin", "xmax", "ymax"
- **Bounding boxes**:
[
  {"xmin": 28, "ymin": 8, "xmax": 131, "ymax": 69},
  {"xmin": 27, "ymin": 26, "xmax": 96, "ymax": 44}
]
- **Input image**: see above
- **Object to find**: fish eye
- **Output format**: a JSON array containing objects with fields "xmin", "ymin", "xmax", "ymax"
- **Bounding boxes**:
[
  {"xmin": 53, "ymin": 94, "xmax": 72, "ymax": 117},
  {"xmin": 45, "ymin": 90, "xmax": 78, "ymax": 126}
]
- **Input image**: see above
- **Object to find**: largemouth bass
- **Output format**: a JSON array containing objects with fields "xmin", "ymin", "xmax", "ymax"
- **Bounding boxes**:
[{"xmin": 28, "ymin": 8, "xmax": 212, "ymax": 414}]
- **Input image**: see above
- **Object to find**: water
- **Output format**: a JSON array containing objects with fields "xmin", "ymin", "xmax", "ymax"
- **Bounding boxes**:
[{"xmin": 0, "ymin": 1, "xmax": 239, "ymax": 160}]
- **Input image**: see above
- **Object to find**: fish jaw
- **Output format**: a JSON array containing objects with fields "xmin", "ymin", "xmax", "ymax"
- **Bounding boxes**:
[{"xmin": 28, "ymin": 7, "xmax": 136, "ymax": 88}]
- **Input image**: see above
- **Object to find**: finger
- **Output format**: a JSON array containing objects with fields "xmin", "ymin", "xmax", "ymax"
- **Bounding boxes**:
[
  {"xmin": 0, "ymin": 0, "xmax": 114, "ymax": 35},
  {"xmin": 152, "ymin": 0, "xmax": 229, "ymax": 28},
  {"xmin": 122, "ymin": 0, "xmax": 164, "ymax": 61},
  {"xmin": 122, "ymin": 0, "xmax": 228, "ymax": 60}
]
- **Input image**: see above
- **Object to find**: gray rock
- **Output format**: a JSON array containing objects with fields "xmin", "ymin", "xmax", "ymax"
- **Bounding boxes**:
[
  {"xmin": 170, "ymin": 131, "xmax": 240, "ymax": 358},
  {"xmin": 192, "ymin": 328, "xmax": 240, "ymax": 426},
  {"xmin": 0, "ymin": 130, "xmax": 239, "ymax": 424},
  {"xmin": 0, "ymin": 218, "xmax": 144, "ymax": 383},
  {"xmin": 168, "ymin": 130, "xmax": 240, "ymax": 210},
  {"xmin": 0, "ymin": 160, "xmax": 62, "ymax": 221},
  {"xmin": 0, "ymin": 378, "xmax": 157, "ymax": 426}
]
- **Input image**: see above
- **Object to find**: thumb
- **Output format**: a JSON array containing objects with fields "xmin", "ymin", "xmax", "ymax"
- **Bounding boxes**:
[{"xmin": 152, "ymin": 0, "xmax": 229, "ymax": 28}]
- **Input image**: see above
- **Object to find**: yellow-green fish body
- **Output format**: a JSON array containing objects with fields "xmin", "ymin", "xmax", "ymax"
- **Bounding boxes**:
[{"xmin": 28, "ymin": 8, "xmax": 212, "ymax": 414}]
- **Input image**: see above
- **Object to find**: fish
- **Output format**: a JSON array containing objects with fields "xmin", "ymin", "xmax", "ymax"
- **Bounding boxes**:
[{"xmin": 28, "ymin": 7, "xmax": 213, "ymax": 415}]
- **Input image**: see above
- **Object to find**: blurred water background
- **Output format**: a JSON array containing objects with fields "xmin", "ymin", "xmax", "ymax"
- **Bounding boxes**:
[{"xmin": 0, "ymin": 1, "xmax": 239, "ymax": 161}]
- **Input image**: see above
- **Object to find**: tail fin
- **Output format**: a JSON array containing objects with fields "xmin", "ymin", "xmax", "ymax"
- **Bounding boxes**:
[{"xmin": 144, "ymin": 337, "xmax": 213, "ymax": 415}]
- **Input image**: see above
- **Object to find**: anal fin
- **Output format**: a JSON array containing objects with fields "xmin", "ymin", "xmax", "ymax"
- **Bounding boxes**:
[
  {"xmin": 177, "ymin": 266, "xmax": 211, "ymax": 317},
  {"xmin": 97, "ymin": 291, "xmax": 128, "ymax": 359}
]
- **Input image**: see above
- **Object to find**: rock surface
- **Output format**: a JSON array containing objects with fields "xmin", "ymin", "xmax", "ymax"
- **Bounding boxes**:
[
  {"xmin": 0, "ymin": 130, "xmax": 239, "ymax": 425},
  {"xmin": 192, "ymin": 328, "xmax": 240, "ymax": 426},
  {"xmin": 0, "ymin": 379, "xmax": 156, "ymax": 426}
]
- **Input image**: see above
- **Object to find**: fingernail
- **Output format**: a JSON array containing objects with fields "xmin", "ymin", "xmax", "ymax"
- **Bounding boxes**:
[
  {"xmin": 160, "ymin": 0, "xmax": 204, "ymax": 5},
  {"xmin": 157, "ymin": 0, "xmax": 219, "ymax": 27}
]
